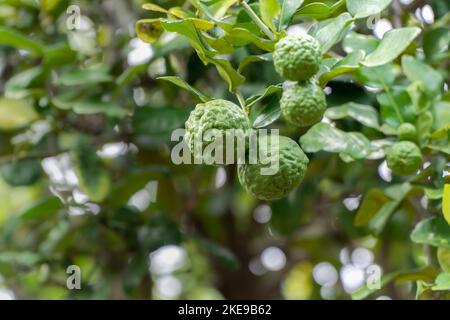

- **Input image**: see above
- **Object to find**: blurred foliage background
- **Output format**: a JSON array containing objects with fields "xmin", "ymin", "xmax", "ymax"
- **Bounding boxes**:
[{"xmin": 0, "ymin": 0, "xmax": 449, "ymax": 300}]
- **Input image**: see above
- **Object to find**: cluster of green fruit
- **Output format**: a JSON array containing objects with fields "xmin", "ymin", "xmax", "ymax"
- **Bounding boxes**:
[
  {"xmin": 184, "ymin": 99, "xmax": 309, "ymax": 201},
  {"xmin": 386, "ymin": 123, "xmax": 423, "ymax": 176},
  {"xmin": 183, "ymin": 34, "xmax": 329, "ymax": 201},
  {"xmin": 275, "ymin": 34, "xmax": 327, "ymax": 127}
]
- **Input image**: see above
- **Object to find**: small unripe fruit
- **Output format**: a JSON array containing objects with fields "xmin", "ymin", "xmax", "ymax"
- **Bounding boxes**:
[
  {"xmin": 238, "ymin": 136, "xmax": 309, "ymax": 201},
  {"xmin": 386, "ymin": 141, "xmax": 423, "ymax": 175},
  {"xmin": 280, "ymin": 81, "xmax": 326, "ymax": 127},
  {"xmin": 397, "ymin": 123, "xmax": 417, "ymax": 141},
  {"xmin": 184, "ymin": 99, "xmax": 250, "ymax": 163},
  {"xmin": 273, "ymin": 34, "xmax": 322, "ymax": 81}
]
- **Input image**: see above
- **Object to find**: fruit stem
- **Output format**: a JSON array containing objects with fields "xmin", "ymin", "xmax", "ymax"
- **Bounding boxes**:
[
  {"xmin": 239, "ymin": 0, "xmax": 275, "ymax": 41},
  {"xmin": 235, "ymin": 89, "xmax": 247, "ymax": 113}
]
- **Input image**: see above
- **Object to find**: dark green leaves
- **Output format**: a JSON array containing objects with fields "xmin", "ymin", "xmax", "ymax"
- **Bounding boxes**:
[
  {"xmin": 158, "ymin": 76, "xmax": 212, "ymax": 102},
  {"xmin": 132, "ymin": 107, "xmax": 191, "ymax": 136},
  {"xmin": 299, "ymin": 123, "xmax": 372, "ymax": 161},
  {"xmin": 310, "ymin": 12, "xmax": 354, "ymax": 53},
  {"xmin": 71, "ymin": 141, "xmax": 111, "ymax": 203},
  {"xmin": 0, "ymin": 159, "xmax": 42, "ymax": 186},
  {"xmin": 278, "ymin": 0, "xmax": 304, "ymax": 30},
  {"xmin": 362, "ymin": 27, "xmax": 421, "ymax": 67},
  {"xmin": 0, "ymin": 98, "xmax": 39, "ymax": 131},
  {"xmin": 347, "ymin": 0, "xmax": 392, "ymax": 19},
  {"xmin": 325, "ymin": 102, "xmax": 380, "ymax": 129},
  {"xmin": 0, "ymin": 26, "xmax": 44, "ymax": 55},
  {"xmin": 401, "ymin": 56, "xmax": 444, "ymax": 96},
  {"xmin": 411, "ymin": 217, "xmax": 450, "ymax": 249},
  {"xmin": 20, "ymin": 197, "xmax": 63, "ymax": 220}
]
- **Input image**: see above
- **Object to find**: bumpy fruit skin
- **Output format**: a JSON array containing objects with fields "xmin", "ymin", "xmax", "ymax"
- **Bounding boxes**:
[
  {"xmin": 184, "ymin": 99, "xmax": 250, "ymax": 159},
  {"xmin": 238, "ymin": 136, "xmax": 309, "ymax": 201},
  {"xmin": 280, "ymin": 81, "xmax": 326, "ymax": 127},
  {"xmin": 273, "ymin": 34, "xmax": 322, "ymax": 81},
  {"xmin": 397, "ymin": 123, "xmax": 417, "ymax": 142},
  {"xmin": 386, "ymin": 141, "xmax": 423, "ymax": 175}
]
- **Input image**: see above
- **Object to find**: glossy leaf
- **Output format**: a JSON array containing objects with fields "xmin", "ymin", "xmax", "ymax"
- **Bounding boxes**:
[
  {"xmin": 158, "ymin": 76, "xmax": 212, "ymax": 102},
  {"xmin": 325, "ymin": 102, "xmax": 380, "ymax": 129},
  {"xmin": 278, "ymin": 0, "xmax": 304, "ymax": 30},
  {"xmin": 362, "ymin": 27, "xmax": 421, "ymax": 67},
  {"xmin": 411, "ymin": 217, "xmax": 450, "ymax": 249},
  {"xmin": 347, "ymin": 0, "xmax": 392, "ymax": 19},
  {"xmin": 72, "ymin": 142, "xmax": 111, "ymax": 203}
]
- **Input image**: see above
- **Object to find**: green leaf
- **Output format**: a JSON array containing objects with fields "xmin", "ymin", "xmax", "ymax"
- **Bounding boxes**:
[
  {"xmin": 351, "ymin": 271, "xmax": 399, "ymax": 300},
  {"xmin": 278, "ymin": 0, "xmax": 304, "ymax": 31},
  {"xmin": 108, "ymin": 167, "xmax": 169, "ymax": 208},
  {"xmin": 299, "ymin": 123, "xmax": 371, "ymax": 159},
  {"xmin": 43, "ymin": 43, "xmax": 77, "ymax": 68},
  {"xmin": 198, "ymin": 238, "xmax": 240, "ymax": 270},
  {"xmin": 432, "ymin": 273, "xmax": 450, "ymax": 291},
  {"xmin": 319, "ymin": 50, "xmax": 365, "ymax": 86},
  {"xmin": 20, "ymin": 196, "xmax": 63, "ymax": 220},
  {"xmin": 159, "ymin": 19, "xmax": 214, "ymax": 60},
  {"xmin": 362, "ymin": 27, "xmax": 421, "ymax": 67},
  {"xmin": 325, "ymin": 102, "xmax": 380, "ymax": 129},
  {"xmin": 72, "ymin": 141, "xmax": 111, "ymax": 203},
  {"xmin": 157, "ymin": 76, "xmax": 212, "ymax": 102},
  {"xmin": 295, "ymin": 0, "xmax": 345, "ymax": 19},
  {"xmin": 252, "ymin": 96, "xmax": 282, "ymax": 129},
  {"xmin": 347, "ymin": 0, "xmax": 392, "ymax": 19},
  {"xmin": 246, "ymin": 84, "xmax": 282, "ymax": 107},
  {"xmin": 411, "ymin": 217, "xmax": 450, "ymax": 249},
  {"xmin": 135, "ymin": 19, "xmax": 164, "ymax": 44},
  {"xmin": 443, "ymin": 184, "xmax": 450, "ymax": 225},
  {"xmin": 132, "ymin": 107, "xmax": 191, "ymax": 136},
  {"xmin": 0, "ymin": 26, "xmax": 44, "ymax": 55},
  {"xmin": 355, "ymin": 189, "xmax": 390, "ymax": 226},
  {"xmin": 56, "ymin": 65, "xmax": 114, "ymax": 86},
  {"xmin": 259, "ymin": 0, "xmax": 281, "ymax": 32},
  {"xmin": 4, "ymin": 66, "xmax": 46, "ymax": 99},
  {"xmin": 225, "ymin": 27, "xmax": 276, "ymax": 51},
  {"xmin": 356, "ymin": 64, "xmax": 396, "ymax": 88},
  {"xmin": 0, "ymin": 159, "xmax": 42, "ymax": 187},
  {"xmin": 310, "ymin": 12, "xmax": 353, "ymax": 53},
  {"xmin": 0, "ymin": 98, "xmax": 39, "ymax": 131},
  {"xmin": 204, "ymin": 56, "xmax": 246, "ymax": 91},
  {"xmin": 69, "ymin": 100, "xmax": 127, "ymax": 118},
  {"xmin": 401, "ymin": 55, "xmax": 444, "ymax": 96},
  {"xmin": 438, "ymin": 248, "xmax": 450, "ymax": 273},
  {"xmin": 342, "ymin": 32, "xmax": 379, "ymax": 55},
  {"xmin": 423, "ymin": 27, "xmax": 450, "ymax": 62},
  {"xmin": 238, "ymin": 53, "xmax": 272, "ymax": 73}
]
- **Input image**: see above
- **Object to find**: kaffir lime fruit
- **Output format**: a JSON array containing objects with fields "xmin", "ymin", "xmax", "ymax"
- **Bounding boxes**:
[
  {"xmin": 273, "ymin": 34, "xmax": 322, "ymax": 81},
  {"xmin": 184, "ymin": 99, "xmax": 250, "ymax": 163},
  {"xmin": 386, "ymin": 141, "xmax": 423, "ymax": 175},
  {"xmin": 238, "ymin": 135, "xmax": 309, "ymax": 201},
  {"xmin": 397, "ymin": 123, "xmax": 417, "ymax": 142},
  {"xmin": 280, "ymin": 80, "xmax": 327, "ymax": 127}
]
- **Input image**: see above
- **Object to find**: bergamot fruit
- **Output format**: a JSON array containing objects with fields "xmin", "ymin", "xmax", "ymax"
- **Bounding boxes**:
[
  {"xmin": 184, "ymin": 99, "xmax": 250, "ymax": 164},
  {"xmin": 273, "ymin": 34, "xmax": 322, "ymax": 81},
  {"xmin": 386, "ymin": 141, "xmax": 422, "ymax": 175},
  {"xmin": 238, "ymin": 135, "xmax": 309, "ymax": 201},
  {"xmin": 397, "ymin": 123, "xmax": 417, "ymax": 142},
  {"xmin": 280, "ymin": 80, "xmax": 326, "ymax": 127}
]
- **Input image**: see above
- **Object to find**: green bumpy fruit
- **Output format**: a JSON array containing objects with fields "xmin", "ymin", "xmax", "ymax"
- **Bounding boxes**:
[
  {"xmin": 280, "ymin": 81, "xmax": 326, "ymax": 127},
  {"xmin": 273, "ymin": 34, "xmax": 322, "ymax": 81},
  {"xmin": 397, "ymin": 123, "xmax": 417, "ymax": 141},
  {"xmin": 238, "ymin": 136, "xmax": 309, "ymax": 201},
  {"xmin": 184, "ymin": 99, "xmax": 250, "ymax": 161},
  {"xmin": 386, "ymin": 141, "xmax": 423, "ymax": 175}
]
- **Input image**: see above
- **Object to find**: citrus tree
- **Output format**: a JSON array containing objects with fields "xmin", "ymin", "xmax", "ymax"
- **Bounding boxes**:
[{"xmin": 0, "ymin": 0, "xmax": 449, "ymax": 300}]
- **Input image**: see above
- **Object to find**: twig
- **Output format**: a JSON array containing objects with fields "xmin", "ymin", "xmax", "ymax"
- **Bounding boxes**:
[{"xmin": 239, "ymin": 0, "xmax": 275, "ymax": 40}]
